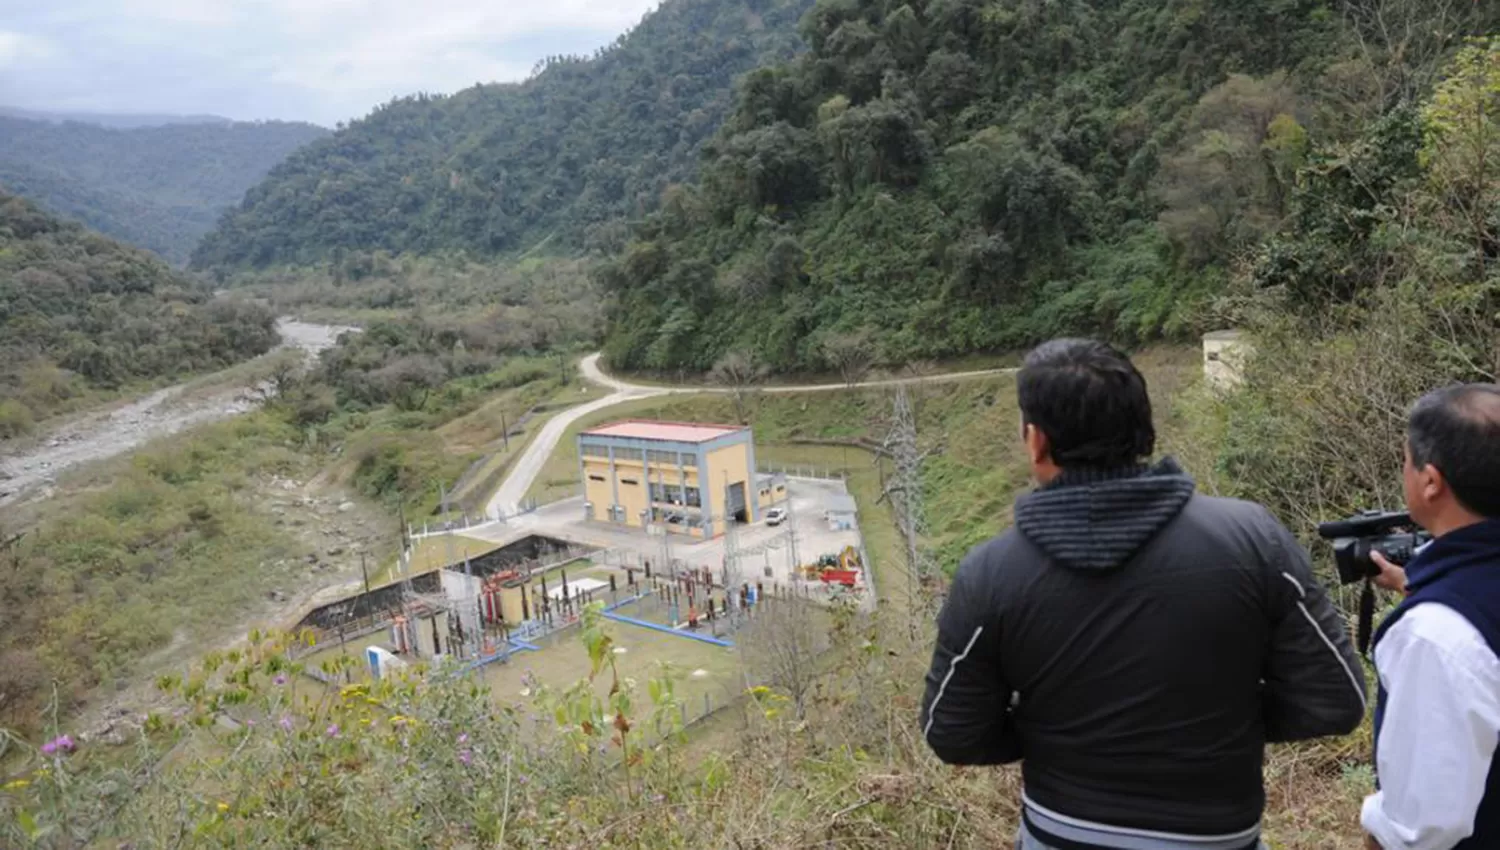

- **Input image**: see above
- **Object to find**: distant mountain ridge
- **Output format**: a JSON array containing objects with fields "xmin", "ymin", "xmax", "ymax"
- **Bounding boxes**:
[
  {"xmin": 0, "ymin": 105, "xmax": 235, "ymax": 129},
  {"xmin": 191, "ymin": 0, "xmax": 815, "ymax": 269},
  {"xmin": 0, "ymin": 115, "xmax": 328, "ymax": 264}
]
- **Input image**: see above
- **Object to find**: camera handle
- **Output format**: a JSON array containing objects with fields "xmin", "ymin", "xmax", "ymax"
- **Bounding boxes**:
[{"xmin": 1356, "ymin": 578, "xmax": 1377, "ymax": 656}]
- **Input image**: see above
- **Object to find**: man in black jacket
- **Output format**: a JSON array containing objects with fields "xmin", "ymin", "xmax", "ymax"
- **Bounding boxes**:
[{"xmin": 920, "ymin": 338, "xmax": 1365, "ymax": 850}]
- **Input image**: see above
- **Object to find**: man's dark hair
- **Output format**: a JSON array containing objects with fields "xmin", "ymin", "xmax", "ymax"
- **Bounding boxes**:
[
  {"xmin": 1408, "ymin": 383, "xmax": 1500, "ymax": 518},
  {"xmin": 1017, "ymin": 338, "xmax": 1155, "ymax": 467}
]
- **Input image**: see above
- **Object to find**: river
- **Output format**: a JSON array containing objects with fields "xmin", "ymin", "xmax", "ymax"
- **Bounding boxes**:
[{"xmin": 0, "ymin": 318, "xmax": 356, "ymax": 506}]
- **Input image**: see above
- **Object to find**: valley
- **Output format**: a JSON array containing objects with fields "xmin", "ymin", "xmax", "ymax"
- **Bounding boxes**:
[{"xmin": 0, "ymin": 0, "xmax": 1496, "ymax": 845}]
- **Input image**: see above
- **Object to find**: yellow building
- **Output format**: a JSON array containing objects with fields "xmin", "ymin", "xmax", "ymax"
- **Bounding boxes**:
[{"xmin": 578, "ymin": 420, "xmax": 774, "ymax": 539}]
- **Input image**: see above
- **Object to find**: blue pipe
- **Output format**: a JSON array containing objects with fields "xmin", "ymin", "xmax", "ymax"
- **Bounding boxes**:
[
  {"xmin": 601, "ymin": 611, "xmax": 734, "ymax": 647},
  {"xmin": 604, "ymin": 590, "xmax": 652, "ymax": 612}
]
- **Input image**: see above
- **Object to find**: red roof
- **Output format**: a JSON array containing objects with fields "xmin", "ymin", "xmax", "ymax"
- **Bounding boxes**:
[{"xmin": 581, "ymin": 419, "xmax": 747, "ymax": 444}]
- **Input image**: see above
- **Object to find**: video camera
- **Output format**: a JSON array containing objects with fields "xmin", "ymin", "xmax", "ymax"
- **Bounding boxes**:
[
  {"xmin": 1317, "ymin": 510, "xmax": 1431, "ymax": 585},
  {"xmin": 1318, "ymin": 510, "xmax": 1431, "ymax": 654}
]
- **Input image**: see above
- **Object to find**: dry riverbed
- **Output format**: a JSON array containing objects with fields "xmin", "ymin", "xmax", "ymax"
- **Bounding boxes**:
[{"xmin": 0, "ymin": 319, "xmax": 355, "ymax": 506}]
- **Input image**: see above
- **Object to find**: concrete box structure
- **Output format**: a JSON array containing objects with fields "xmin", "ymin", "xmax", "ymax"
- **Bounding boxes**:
[
  {"xmin": 1203, "ymin": 330, "xmax": 1251, "ymax": 392},
  {"xmin": 578, "ymin": 420, "xmax": 759, "ymax": 539}
]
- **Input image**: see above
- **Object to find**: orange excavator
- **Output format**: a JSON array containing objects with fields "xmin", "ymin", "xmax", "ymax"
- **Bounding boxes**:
[{"xmin": 804, "ymin": 546, "xmax": 861, "ymax": 587}]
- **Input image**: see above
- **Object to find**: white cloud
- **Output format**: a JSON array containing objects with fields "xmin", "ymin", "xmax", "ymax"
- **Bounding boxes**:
[
  {"xmin": 0, "ymin": 30, "xmax": 57, "ymax": 66},
  {"xmin": 0, "ymin": 0, "xmax": 663, "ymax": 125}
]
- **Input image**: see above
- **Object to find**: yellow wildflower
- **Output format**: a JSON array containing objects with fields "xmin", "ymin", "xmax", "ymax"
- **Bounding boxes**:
[
  {"xmin": 3, "ymin": 779, "xmax": 30, "ymax": 791},
  {"xmin": 217, "ymin": 802, "xmax": 230, "ymax": 813}
]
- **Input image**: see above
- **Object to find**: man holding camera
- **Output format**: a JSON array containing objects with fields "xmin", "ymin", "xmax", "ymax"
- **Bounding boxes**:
[
  {"xmin": 921, "ymin": 339, "xmax": 1366, "ymax": 850},
  {"xmin": 1361, "ymin": 384, "xmax": 1500, "ymax": 850}
]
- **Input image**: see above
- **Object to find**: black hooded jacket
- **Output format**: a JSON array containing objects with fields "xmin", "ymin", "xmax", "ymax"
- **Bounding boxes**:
[{"xmin": 920, "ymin": 460, "xmax": 1365, "ymax": 837}]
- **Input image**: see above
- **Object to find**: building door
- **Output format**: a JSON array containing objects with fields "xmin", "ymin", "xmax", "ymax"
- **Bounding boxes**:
[{"xmin": 726, "ymin": 481, "xmax": 748, "ymax": 524}]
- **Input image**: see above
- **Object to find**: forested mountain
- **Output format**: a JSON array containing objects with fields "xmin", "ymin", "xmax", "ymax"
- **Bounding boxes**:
[
  {"xmin": 0, "ymin": 106, "xmax": 233, "ymax": 129},
  {"xmin": 0, "ymin": 190, "xmax": 277, "ymax": 435},
  {"xmin": 597, "ymin": 0, "xmax": 1500, "ymax": 372},
  {"xmin": 0, "ymin": 117, "xmax": 327, "ymax": 264},
  {"xmin": 189, "ymin": 0, "xmax": 816, "ymax": 269}
]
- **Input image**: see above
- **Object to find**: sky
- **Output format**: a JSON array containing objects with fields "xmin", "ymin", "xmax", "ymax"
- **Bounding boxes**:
[{"xmin": 0, "ymin": 0, "xmax": 662, "ymax": 126}]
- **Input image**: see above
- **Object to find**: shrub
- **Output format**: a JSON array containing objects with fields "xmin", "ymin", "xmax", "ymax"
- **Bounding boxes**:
[{"xmin": 0, "ymin": 399, "xmax": 34, "ymax": 438}]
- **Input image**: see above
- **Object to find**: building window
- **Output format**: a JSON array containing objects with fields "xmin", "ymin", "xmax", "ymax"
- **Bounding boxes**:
[
  {"xmin": 581, "ymin": 444, "xmax": 610, "ymax": 458},
  {"xmin": 620, "ymin": 478, "xmax": 639, "ymax": 486},
  {"xmin": 614, "ymin": 448, "xmax": 643, "ymax": 464},
  {"xmin": 649, "ymin": 483, "xmax": 701, "ymax": 507},
  {"xmin": 646, "ymin": 450, "xmax": 679, "ymax": 466},
  {"xmin": 588, "ymin": 474, "xmax": 606, "ymax": 482}
]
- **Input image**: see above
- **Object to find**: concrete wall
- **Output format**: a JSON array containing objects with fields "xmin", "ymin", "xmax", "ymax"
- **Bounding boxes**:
[
  {"xmin": 413, "ymin": 611, "xmax": 449, "ymax": 657},
  {"xmin": 757, "ymin": 474, "xmax": 787, "ymax": 508},
  {"xmin": 440, "ymin": 570, "xmax": 483, "ymax": 639},
  {"xmin": 583, "ymin": 457, "xmax": 613, "ymax": 522},
  {"xmin": 499, "ymin": 583, "xmax": 532, "ymax": 626},
  {"xmin": 705, "ymin": 442, "xmax": 755, "ymax": 531}
]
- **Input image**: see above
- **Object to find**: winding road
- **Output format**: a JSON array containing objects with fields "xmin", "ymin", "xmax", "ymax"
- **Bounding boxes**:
[{"xmin": 482, "ymin": 352, "xmax": 1015, "ymax": 518}]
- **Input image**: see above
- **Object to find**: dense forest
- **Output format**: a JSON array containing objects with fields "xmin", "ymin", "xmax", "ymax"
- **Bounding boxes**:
[
  {"xmin": 0, "ymin": 190, "xmax": 278, "ymax": 434},
  {"xmin": 596, "ymin": 0, "xmax": 1500, "ymax": 372},
  {"xmin": 189, "ymin": 0, "xmax": 815, "ymax": 269},
  {"xmin": 0, "ymin": 116, "xmax": 326, "ymax": 264}
]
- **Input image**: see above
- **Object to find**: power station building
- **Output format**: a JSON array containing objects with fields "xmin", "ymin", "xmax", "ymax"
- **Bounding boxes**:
[{"xmin": 578, "ymin": 420, "xmax": 780, "ymax": 539}]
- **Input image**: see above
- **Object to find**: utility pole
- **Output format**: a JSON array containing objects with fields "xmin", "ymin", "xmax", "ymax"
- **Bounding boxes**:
[
  {"xmin": 360, "ymin": 552, "xmax": 371, "ymax": 596},
  {"xmin": 882, "ymin": 383, "xmax": 937, "ymax": 625},
  {"xmin": 785, "ymin": 483, "xmax": 800, "ymax": 581},
  {"xmin": 500, "ymin": 411, "xmax": 510, "ymax": 452}
]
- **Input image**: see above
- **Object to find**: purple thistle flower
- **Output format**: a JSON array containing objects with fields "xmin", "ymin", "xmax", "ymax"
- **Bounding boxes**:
[
  {"xmin": 273, "ymin": 674, "xmax": 288, "ymax": 686},
  {"xmin": 457, "ymin": 748, "xmax": 472, "ymax": 766},
  {"xmin": 279, "ymin": 715, "xmax": 294, "ymax": 732},
  {"xmin": 40, "ymin": 735, "xmax": 75, "ymax": 756},
  {"xmin": 326, "ymin": 723, "xmax": 340, "ymax": 738},
  {"xmin": 457, "ymin": 733, "xmax": 469, "ymax": 745}
]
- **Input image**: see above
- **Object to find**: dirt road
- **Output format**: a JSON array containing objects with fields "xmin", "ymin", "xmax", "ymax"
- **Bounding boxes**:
[{"xmin": 0, "ymin": 318, "xmax": 355, "ymax": 506}]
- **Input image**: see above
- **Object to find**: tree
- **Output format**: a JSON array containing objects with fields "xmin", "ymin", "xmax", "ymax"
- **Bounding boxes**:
[
  {"xmin": 1156, "ymin": 74, "xmax": 1305, "ymax": 267},
  {"xmin": 371, "ymin": 355, "xmax": 448, "ymax": 411},
  {"xmin": 821, "ymin": 329, "xmax": 876, "ymax": 387},
  {"xmin": 1419, "ymin": 38, "xmax": 1500, "ymax": 275},
  {"xmin": 710, "ymin": 350, "xmax": 767, "ymax": 423},
  {"xmin": 740, "ymin": 596, "xmax": 828, "ymax": 721}
]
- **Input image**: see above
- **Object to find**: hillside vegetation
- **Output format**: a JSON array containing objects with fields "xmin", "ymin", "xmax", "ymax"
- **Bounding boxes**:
[
  {"xmin": 597, "ymin": 0, "xmax": 1499, "ymax": 372},
  {"xmin": 190, "ymin": 0, "xmax": 815, "ymax": 269},
  {"xmin": 0, "ymin": 190, "xmax": 278, "ymax": 433},
  {"xmin": 0, "ymin": 116, "xmax": 326, "ymax": 263}
]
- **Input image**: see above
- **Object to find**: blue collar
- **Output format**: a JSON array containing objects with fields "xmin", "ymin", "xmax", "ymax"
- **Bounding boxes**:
[{"xmin": 1406, "ymin": 519, "xmax": 1500, "ymax": 593}]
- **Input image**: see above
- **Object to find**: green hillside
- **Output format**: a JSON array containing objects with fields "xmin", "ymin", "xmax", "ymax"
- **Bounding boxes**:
[
  {"xmin": 0, "ymin": 190, "xmax": 278, "ymax": 433},
  {"xmin": 596, "ymin": 0, "xmax": 1499, "ymax": 373},
  {"xmin": 0, "ymin": 116, "xmax": 326, "ymax": 264},
  {"xmin": 189, "ymin": 0, "xmax": 815, "ymax": 269}
]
